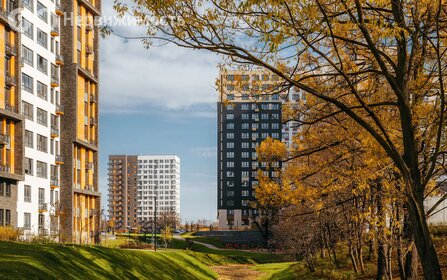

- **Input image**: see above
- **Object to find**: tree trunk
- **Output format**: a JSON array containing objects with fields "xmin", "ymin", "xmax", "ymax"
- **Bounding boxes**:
[
  {"xmin": 350, "ymin": 244, "xmax": 359, "ymax": 273},
  {"xmin": 405, "ymin": 243, "xmax": 418, "ymax": 280},
  {"xmin": 407, "ymin": 193, "xmax": 442, "ymax": 279},
  {"xmin": 377, "ymin": 186, "xmax": 387, "ymax": 280}
]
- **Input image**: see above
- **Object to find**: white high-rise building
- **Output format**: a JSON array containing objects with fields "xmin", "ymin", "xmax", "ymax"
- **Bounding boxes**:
[
  {"xmin": 136, "ymin": 155, "xmax": 180, "ymax": 223},
  {"xmin": 17, "ymin": 0, "xmax": 62, "ymax": 236}
]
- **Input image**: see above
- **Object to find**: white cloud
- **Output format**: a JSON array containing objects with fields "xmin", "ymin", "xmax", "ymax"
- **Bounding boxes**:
[{"xmin": 100, "ymin": 0, "xmax": 220, "ymax": 115}]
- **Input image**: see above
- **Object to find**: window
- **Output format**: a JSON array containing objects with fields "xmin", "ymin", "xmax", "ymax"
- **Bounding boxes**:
[
  {"xmin": 242, "ymin": 171, "xmax": 249, "ymax": 178},
  {"xmin": 272, "ymin": 123, "xmax": 280, "ymax": 129},
  {"xmin": 23, "ymin": 0, "xmax": 33, "ymax": 11},
  {"xmin": 226, "ymin": 114, "xmax": 234, "ymax": 120},
  {"xmin": 37, "ymin": 81, "xmax": 48, "ymax": 100},
  {"xmin": 38, "ymin": 188, "xmax": 45, "ymax": 204},
  {"xmin": 226, "ymin": 171, "xmax": 234, "ymax": 177},
  {"xmin": 226, "ymin": 123, "xmax": 234, "ymax": 129},
  {"xmin": 24, "ymin": 213, "xmax": 31, "ymax": 229},
  {"xmin": 22, "ymin": 73, "xmax": 33, "ymax": 92},
  {"xmin": 22, "ymin": 18, "xmax": 34, "ymax": 39},
  {"xmin": 22, "ymin": 45, "xmax": 33, "ymax": 66},
  {"xmin": 242, "ymin": 200, "xmax": 249, "ymax": 206},
  {"xmin": 0, "ymin": 183, "xmax": 3, "ymax": 196},
  {"xmin": 226, "ymin": 162, "xmax": 234, "ymax": 168},
  {"xmin": 24, "ymin": 185, "xmax": 31, "ymax": 202},
  {"xmin": 252, "ymin": 74, "xmax": 260, "ymax": 81},
  {"xmin": 227, "ymin": 190, "xmax": 234, "ymax": 197},
  {"xmin": 261, "ymin": 133, "xmax": 269, "ymax": 139},
  {"xmin": 37, "ymin": 2, "xmax": 48, "ymax": 22},
  {"xmin": 226, "ymin": 104, "xmax": 234, "ymax": 110},
  {"xmin": 37, "ymin": 108, "xmax": 48, "ymax": 126},
  {"xmin": 242, "ymin": 133, "xmax": 249, "ymax": 139},
  {"xmin": 25, "ymin": 130, "xmax": 33, "ymax": 148},
  {"xmin": 252, "ymin": 113, "xmax": 259, "ymax": 120},
  {"xmin": 226, "ymin": 181, "xmax": 234, "ymax": 187},
  {"xmin": 37, "ymin": 134, "xmax": 47, "ymax": 152},
  {"xmin": 226, "ymin": 200, "xmax": 234, "ymax": 207},
  {"xmin": 5, "ymin": 184, "xmax": 10, "ymax": 197},
  {"xmin": 272, "ymin": 133, "xmax": 280, "ymax": 139},
  {"xmin": 241, "ymin": 94, "xmax": 249, "ymax": 100},
  {"xmin": 5, "ymin": 210, "xmax": 10, "ymax": 226},
  {"xmin": 242, "ymin": 152, "xmax": 249, "ymax": 158},
  {"xmin": 226, "ymin": 142, "xmax": 234, "ymax": 149},
  {"xmin": 242, "ymin": 162, "xmax": 249, "ymax": 168},
  {"xmin": 241, "ymin": 123, "xmax": 249, "ymax": 129},
  {"xmin": 226, "ymin": 152, "xmax": 234, "ymax": 158},
  {"xmin": 272, "ymin": 113, "xmax": 280, "ymax": 119},
  {"xmin": 36, "ymin": 161, "xmax": 47, "ymax": 178},
  {"xmin": 261, "ymin": 123, "xmax": 269, "ymax": 129},
  {"xmin": 226, "ymin": 133, "xmax": 234, "ymax": 139},
  {"xmin": 0, "ymin": 209, "xmax": 3, "ymax": 226},
  {"xmin": 23, "ymin": 101, "xmax": 33, "ymax": 120},
  {"xmin": 226, "ymin": 75, "xmax": 234, "ymax": 81},
  {"xmin": 242, "ymin": 114, "xmax": 249, "ymax": 120},
  {"xmin": 242, "ymin": 142, "xmax": 249, "ymax": 149},
  {"xmin": 25, "ymin": 158, "xmax": 33, "ymax": 175},
  {"xmin": 37, "ymin": 55, "xmax": 48, "ymax": 74},
  {"xmin": 242, "ymin": 190, "xmax": 249, "ymax": 197},
  {"xmin": 241, "ymin": 104, "xmax": 249, "ymax": 110},
  {"xmin": 226, "ymin": 85, "xmax": 234, "ymax": 91},
  {"xmin": 226, "ymin": 94, "xmax": 234, "ymax": 100},
  {"xmin": 272, "ymin": 94, "xmax": 280, "ymax": 100}
]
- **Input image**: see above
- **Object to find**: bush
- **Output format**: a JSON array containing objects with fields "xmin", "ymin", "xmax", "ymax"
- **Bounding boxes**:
[{"xmin": 0, "ymin": 226, "xmax": 21, "ymax": 241}]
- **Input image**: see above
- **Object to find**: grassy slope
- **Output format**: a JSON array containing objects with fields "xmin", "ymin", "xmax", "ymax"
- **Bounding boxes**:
[
  {"xmin": 0, "ymin": 242, "xmax": 217, "ymax": 280},
  {"xmin": 0, "ymin": 241, "xmax": 291, "ymax": 280}
]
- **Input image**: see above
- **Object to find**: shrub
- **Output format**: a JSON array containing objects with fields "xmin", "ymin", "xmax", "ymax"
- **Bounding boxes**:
[{"xmin": 0, "ymin": 226, "xmax": 21, "ymax": 241}]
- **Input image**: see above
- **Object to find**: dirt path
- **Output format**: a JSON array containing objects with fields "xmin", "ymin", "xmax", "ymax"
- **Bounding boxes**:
[{"xmin": 211, "ymin": 265, "xmax": 265, "ymax": 280}]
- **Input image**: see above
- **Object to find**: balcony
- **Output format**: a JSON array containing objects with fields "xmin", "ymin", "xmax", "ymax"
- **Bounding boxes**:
[
  {"xmin": 86, "ymin": 44, "xmax": 93, "ymax": 55},
  {"xmin": 55, "ymin": 104, "xmax": 64, "ymax": 116},
  {"xmin": 90, "ymin": 94, "xmax": 97, "ymax": 103},
  {"xmin": 51, "ymin": 26, "xmax": 60, "ymax": 37},
  {"xmin": 85, "ymin": 184, "xmax": 94, "ymax": 192},
  {"xmin": 56, "ymin": 54, "xmax": 64, "ymax": 66},
  {"xmin": 90, "ymin": 117, "xmax": 97, "ymax": 126},
  {"xmin": 51, "ymin": 177, "xmax": 59, "ymax": 189},
  {"xmin": 55, "ymin": 155, "xmax": 64, "ymax": 165},
  {"xmin": 5, "ymin": 103, "xmax": 18, "ymax": 114},
  {"xmin": 51, "ymin": 76, "xmax": 59, "ymax": 88},
  {"xmin": 5, "ymin": 42, "xmax": 16, "ymax": 57},
  {"xmin": 86, "ymin": 162, "xmax": 94, "ymax": 170},
  {"xmin": 0, "ymin": 133, "xmax": 10, "ymax": 147},
  {"xmin": 5, "ymin": 74, "xmax": 17, "ymax": 87},
  {"xmin": 51, "ymin": 127, "xmax": 59, "ymax": 138},
  {"xmin": 86, "ymin": 23, "xmax": 94, "ymax": 32},
  {"xmin": 0, "ymin": 164, "xmax": 10, "ymax": 173},
  {"xmin": 55, "ymin": 2, "xmax": 63, "ymax": 16},
  {"xmin": 39, "ymin": 203, "xmax": 48, "ymax": 213}
]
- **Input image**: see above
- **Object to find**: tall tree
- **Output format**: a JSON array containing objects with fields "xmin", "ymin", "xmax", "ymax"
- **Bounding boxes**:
[{"xmin": 113, "ymin": 1, "xmax": 447, "ymax": 278}]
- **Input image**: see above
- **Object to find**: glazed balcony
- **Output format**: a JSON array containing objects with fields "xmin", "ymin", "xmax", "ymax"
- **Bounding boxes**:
[
  {"xmin": 0, "ymin": 133, "xmax": 10, "ymax": 147},
  {"xmin": 5, "ymin": 42, "xmax": 16, "ymax": 57},
  {"xmin": 39, "ymin": 203, "xmax": 48, "ymax": 213},
  {"xmin": 55, "ymin": 155, "xmax": 64, "ymax": 165},
  {"xmin": 50, "ymin": 177, "xmax": 59, "ymax": 189},
  {"xmin": 55, "ymin": 104, "xmax": 64, "ymax": 116},
  {"xmin": 5, "ymin": 73, "xmax": 17, "ymax": 87},
  {"xmin": 56, "ymin": 55, "xmax": 64, "ymax": 66}
]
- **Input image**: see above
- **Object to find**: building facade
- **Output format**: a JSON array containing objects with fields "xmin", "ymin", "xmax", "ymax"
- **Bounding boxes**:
[
  {"xmin": 217, "ymin": 69, "xmax": 283, "ymax": 229},
  {"xmin": 108, "ymin": 155, "xmax": 181, "ymax": 231},
  {"xmin": 0, "ymin": 0, "xmax": 23, "ymax": 229},
  {"xmin": 0, "ymin": 0, "xmax": 101, "ymax": 244},
  {"xmin": 59, "ymin": 0, "xmax": 101, "ymax": 243},
  {"xmin": 107, "ymin": 155, "xmax": 138, "ymax": 230},
  {"xmin": 16, "ymin": 0, "xmax": 63, "ymax": 237}
]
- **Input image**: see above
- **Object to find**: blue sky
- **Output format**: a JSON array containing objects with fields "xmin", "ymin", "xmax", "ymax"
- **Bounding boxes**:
[{"xmin": 98, "ymin": 0, "xmax": 220, "ymax": 222}]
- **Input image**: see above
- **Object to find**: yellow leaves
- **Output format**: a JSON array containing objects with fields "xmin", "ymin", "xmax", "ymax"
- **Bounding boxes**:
[{"xmin": 257, "ymin": 137, "xmax": 287, "ymax": 163}]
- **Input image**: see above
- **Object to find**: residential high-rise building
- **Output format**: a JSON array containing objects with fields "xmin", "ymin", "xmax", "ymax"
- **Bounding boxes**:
[
  {"xmin": 107, "ymin": 155, "xmax": 138, "ymax": 230},
  {"xmin": 17, "ymin": 0, "xmax": 63, "ymax": 237},
  {"xmin": 59, "ymin": 0, "xmax": 101, "ymax": 243},
  {"xmin": 108, "ymin": 155, "xmax": 181, "ymax": 231},
  {"xmin": 0, "ymin": 0, "xmax": 101, "ymax": 244},
  {"xmin": 0, "ymin": 0, "xmax": 23, "ymax": 229},
  {"xmin": 217, "ymin": 69, "xmax": 283, "ymax": 229}
]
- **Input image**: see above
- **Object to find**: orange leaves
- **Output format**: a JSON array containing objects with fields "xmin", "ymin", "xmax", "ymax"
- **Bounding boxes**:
[{"xmin": 256, "ymin": 137, "xmax": 287, "ymax": 163}]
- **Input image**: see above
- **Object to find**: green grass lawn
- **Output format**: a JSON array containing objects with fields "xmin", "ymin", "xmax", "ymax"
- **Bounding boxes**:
[
  {"xmin": 0, "ymin": 241, "xmax": 217, "ymax": 280},
  {"xmin": 0, "ymin": 241, "xmax": 294, "ymax": 280}
]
